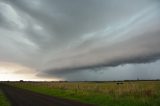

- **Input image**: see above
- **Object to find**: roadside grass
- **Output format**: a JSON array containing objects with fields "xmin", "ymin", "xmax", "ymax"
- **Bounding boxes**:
[
  {"xmin": 7, "ymin": 81, "xmax": 160, "ymax": 106},
  {"xmin": 0, "ymin": 89, "xmax": 11, "ymax": 106}
]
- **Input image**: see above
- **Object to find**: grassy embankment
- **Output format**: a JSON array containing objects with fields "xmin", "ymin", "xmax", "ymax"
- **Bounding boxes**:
[
  {"xmin": 0, "ymin": 89, "xmax": 11, "ymax": 106},
  {"xmin": 7, "ymin": 81, "xmax": 160, "ymax": 106}
]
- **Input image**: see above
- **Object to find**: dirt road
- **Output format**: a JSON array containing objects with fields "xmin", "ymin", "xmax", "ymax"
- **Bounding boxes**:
[{"xmin": 0, "ymin": 84, "xmax": 94, "ymax": 106}]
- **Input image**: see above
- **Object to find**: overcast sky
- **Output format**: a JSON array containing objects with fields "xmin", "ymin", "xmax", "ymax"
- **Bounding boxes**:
[{"xmin": 0, "ymin": 0, "xmax": 160, "ymax": 81}]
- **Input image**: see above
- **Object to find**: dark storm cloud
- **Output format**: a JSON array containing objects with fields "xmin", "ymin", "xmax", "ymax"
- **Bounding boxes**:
[
  {"xmin": 5, "ymin": 0, "xmax": 158, "ymax": 47},
  {"xmin": 38, "ymin": 60, "xmax": 160, "ymax": 81},
  {"xmin": 45, "ymin": 32, "xmax": 160, "ymax": 75},
  {"xmin": 0, "ymin": 0, "xmax": 160, "ymax": 80}
]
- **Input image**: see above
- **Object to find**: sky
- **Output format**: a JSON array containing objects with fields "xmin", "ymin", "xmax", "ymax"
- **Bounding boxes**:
[{"xmin": 0, "ymin": 0, "xmax": 160, "ymax": 81}]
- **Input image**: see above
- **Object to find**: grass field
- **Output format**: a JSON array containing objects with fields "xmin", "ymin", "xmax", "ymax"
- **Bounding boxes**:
[
  {"xmin": 0, "ymin": 89, "xmax": 11, "ymax": 106},
  {"xmin": 6, "ymin": 81, "xmax": 160, "ymax": 106}
]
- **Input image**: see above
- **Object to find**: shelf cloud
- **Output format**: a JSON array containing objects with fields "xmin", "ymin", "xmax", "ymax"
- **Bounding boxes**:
[{"xmin": 0, "ymin": 0, "xmax": 160, "ymax": 80}]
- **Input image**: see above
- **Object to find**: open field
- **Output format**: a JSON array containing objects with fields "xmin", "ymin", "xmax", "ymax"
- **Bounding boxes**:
[
  {"xmin": 0, "ymin": 84, "xmax": 93, "ymax": 106},
  {"xmin": 0, "ymin": 89, "xmax": 10, "ymax": 106},
  {"xmin": 3, "ymin": 80, "xmax": 160, "ymax": 106}
]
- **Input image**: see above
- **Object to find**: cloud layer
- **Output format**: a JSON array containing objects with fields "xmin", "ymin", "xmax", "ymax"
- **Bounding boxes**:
[{"xmin": 0, "ymin": 0, "xmax": 160, "ymax": 80}]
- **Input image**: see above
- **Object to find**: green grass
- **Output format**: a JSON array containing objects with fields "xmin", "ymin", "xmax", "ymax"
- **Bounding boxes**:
[
  {"xmin": 0, "ymin": 89, "xmax": 11, "ymax": 106},
  {"xmin": 7, "ymin": 81, "xmax": 160, "ymax": 106}
]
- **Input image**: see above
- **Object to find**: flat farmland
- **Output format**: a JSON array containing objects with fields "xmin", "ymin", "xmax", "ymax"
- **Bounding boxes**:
[{"xmin": 2, "ymin": 81, "xmax": 160, "ymax": 106}]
